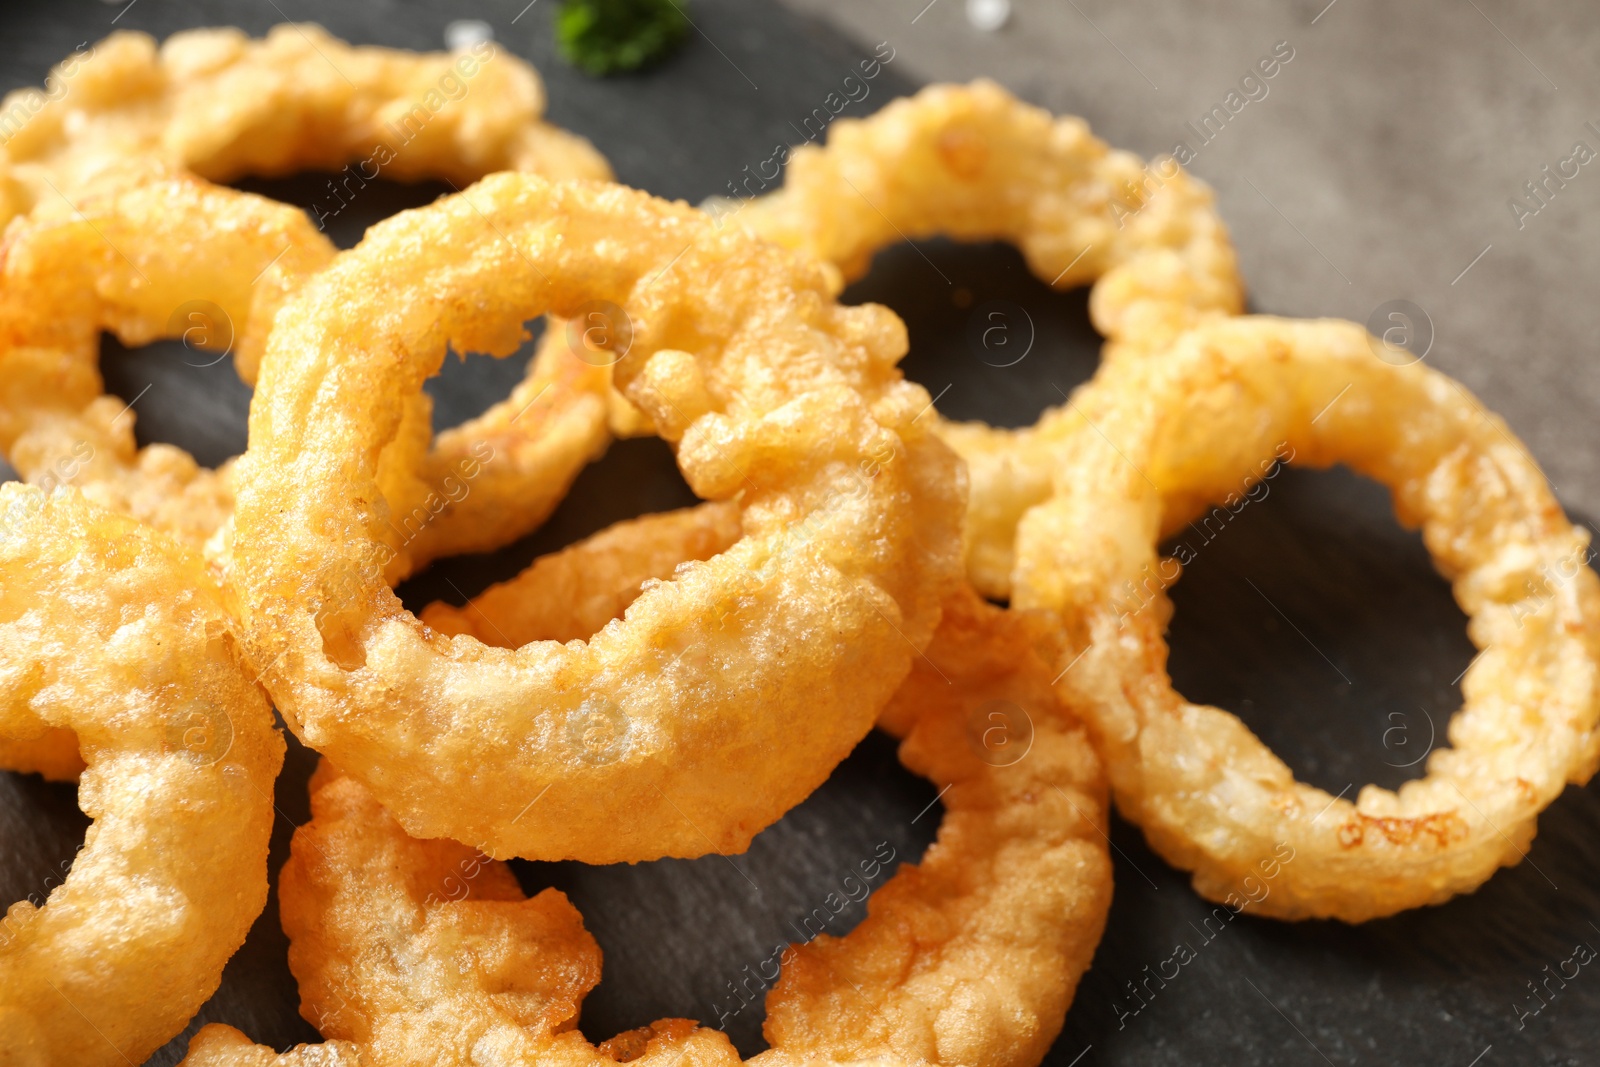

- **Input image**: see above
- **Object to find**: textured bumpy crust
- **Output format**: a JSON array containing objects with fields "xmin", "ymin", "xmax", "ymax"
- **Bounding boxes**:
[
  {"xmin": 1013, "ymin": 316, "xmax": 1600, "ymax": 921},
  {"xmin": 0, "ymin": 485, "xmax": 284, "ymax": 1066},
  {"xmin": 758, "ymin": 588, "xmax": 1112, "ymax": 1067},
  {"xmin": 178, "ymin": 761, "xmax": 593, "ymax": 1067},
  {"xmin": 180, "ymin": 590, "xmax": 1109, "ymax": 1067},
  {"xmin": 232, "ymin": 174, "xmax": 965, "ymax": 864},
  {"xmin": 0, "ymin": 170, "xmax": 613, "ymax": 578},
  {"xmin": 730, "ymin": 80, "xmax": 1244, "ymax": 597},
  {"xmin": 0, "ymin": 170, "xmax": 334, "ymax": 550},
  {"xmin": 0, "ymin": 23, "xmax": 610, "ymax": 227},
  {"xmin": 422, "ymin": 501, "xmax": 743, "ymax": 646}
]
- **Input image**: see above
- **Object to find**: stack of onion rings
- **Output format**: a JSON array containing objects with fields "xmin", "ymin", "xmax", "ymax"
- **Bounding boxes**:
[
  {"xmin": 719, "ymin": 82, "xmax": 1600, "ymax": 921},
  {"xmin": 178, "ymin": 587, "xmax": 1109, "ymax": 1067},
  {"xmin": 0, "ymin": 20, "xmax": 1591, "ymax": 1066},
  {"xmin": 0, "ymin": 484, "xmax": 284, "ymax": 1066}
]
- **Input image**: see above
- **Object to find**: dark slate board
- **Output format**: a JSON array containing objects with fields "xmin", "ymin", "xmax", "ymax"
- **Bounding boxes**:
[{"xmin": 3, "ymin": 2, "xmax": 1598, "ymax": 1065}]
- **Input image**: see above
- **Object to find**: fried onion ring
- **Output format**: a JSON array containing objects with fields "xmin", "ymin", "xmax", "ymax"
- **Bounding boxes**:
[
  {"xmin": 734, "ymin": 80, "xmax": 1238, "ymax": 353},
  {"xmin": 0, "ymin": 169, "xmax": 333, "ymax": 549},
  {"xmin": 761, "ymin": 586, "xmax": 1111, "ymax": 1067},
  {"xmin": 0, "ymin": 484, "xmax": 284, "ymax": 1066},
  {"xmin": 0, "ymin": 24, "xmax": 610, "ymax": 230},
  {"xmin": 421, "ymin": 501, "xmax": 742, "ymax": 646},
  {"xmin": 0, "ymin": 169, "xmax": 611, "ymax": 576},
  {"xmin": 179, "ymin": 588, "xmax": 1109, "ymax": 1067},
  {"xmin": 729, "ymin": 80, "xmax": 1243, "ymax": 597},
  {"xmin": 1013, "ymin": 315, "xmax": 1600, "ymax": 921},
  {"xmin": 232, "ymin": 174, "xmax": 964, "ymax": 864}
]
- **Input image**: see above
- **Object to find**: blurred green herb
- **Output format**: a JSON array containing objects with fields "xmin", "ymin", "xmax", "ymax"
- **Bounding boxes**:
[{"xmin": 555, "ymin": 0, "xmax": 690, "ymax": 76}]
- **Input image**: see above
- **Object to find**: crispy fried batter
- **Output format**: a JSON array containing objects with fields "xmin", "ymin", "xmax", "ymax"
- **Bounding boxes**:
[
  {"xmin": 1014, "ymin": 316, "xmax": 1600, "ymax": 920},
  {"xmin": 0, "ymin": 727, "xmax": 83, "ymax": 782},
  {"xmin": 181, "ymin": 590, "xmax": 1108, "ymax": 1067},
  {"xmin": 422, "ymin": 502, "xmax": 742, "ymax": 646},
  {"xmin": 232, "ymin": 174, "xmax": 965, "ymax": 864},
  {"xmin": 0, "ymin": 485, "xmax": 284, "ymax": 1066},
  {"xmin": 730, "ymin": 80, "xmax": 1244, "ymax": 597},
  {"xmin": 180, "ymin": 762, "xmax": 600, "ymax": 1067}
]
